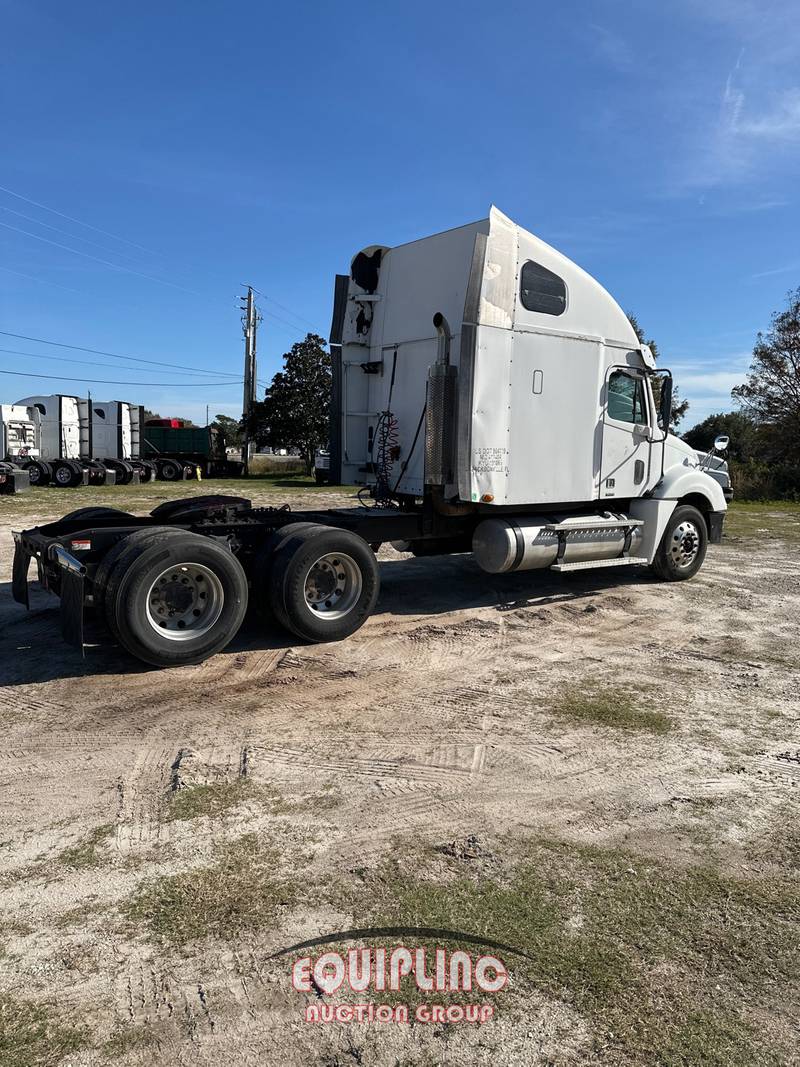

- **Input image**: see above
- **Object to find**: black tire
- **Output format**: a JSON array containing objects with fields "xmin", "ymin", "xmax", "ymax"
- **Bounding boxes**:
[
  {"xmin": 314, "ymin": 470, "xmax": 328, "ymax": 485},
  {"xmin": 60, "ymin": 506, "xmax": 137, "ymax": 524},
  {"xmin": 93, "ymin": 527, "xmax": 187, "ymax": 621},
  {"xmin": 158, "ymin": 458, "xmax": 184, "ymax": 482},
  {"xmin": 85, "ymin": 460, "xmax": 111, "ymax": 485},
  {"xmin": 51, "ymin": 459, "xmax": 83, "ymax": 488},
  {"xmin": 650, "ymin": 504, "xmax": 708, "ymax": 581},
  {"xmin": 103, "ymin": 458, "xmax": 135, "ymax": 485},
  {"xmin": 24, "ymin": 459, "xmax": 52, "ymax": 487},
  {"xmin": 268, "ymin": 525, "xmax": 380, "ymax": 643},
  {"xmin": 101, "ymin": 531, "xmax": 248, "ymax": 666},
  {"xmin": 251, "ymin": 522, "xmax": 322, "ymax": 623},
  {"xmin": 130, "ymin": 460, "xmax": 156, "ymax": 483}
]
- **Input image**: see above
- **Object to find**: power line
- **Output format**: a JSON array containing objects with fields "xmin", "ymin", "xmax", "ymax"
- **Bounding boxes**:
[
  {"xmin": 250, "ymin": 285, "xmax": 326, "ymax": 334},
  {"xmin": 0, "ymin": 366, "xmax": 244, "ymax": 387},
  {"xmin": 0, "ymin": 265, "xmax": 85, "ymax": 296},
  {"xmin": 0, "ymin": 331, "xmax": 242, "ymax": 378},
  {"xmin": 0, "ymin": 204, "xmax": 146, "ymax": 262},
  {"xmin": 0, "ymin": 183, "xmax": 159, "ymax": 256},
  {"xmin": 0, "ymin": 220, "xmax": 202, "ymax": 296},
  {"xmin": 0, "ymin": 346, "xmax": 248, "ymax": 381}
]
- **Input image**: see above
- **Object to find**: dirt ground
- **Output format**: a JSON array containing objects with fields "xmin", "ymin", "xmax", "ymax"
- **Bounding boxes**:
[{"xmin": 0, "ymin": 481, "xmax": 798, "ymax": 1066}]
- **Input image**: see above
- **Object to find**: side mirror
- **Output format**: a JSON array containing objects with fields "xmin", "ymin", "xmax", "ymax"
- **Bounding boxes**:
[
  {"xmin": 658, "ymin": 376, "xmax": 673, "ymax": 430},
  {"xmin": 713, "ymin": 434, "xmax": 729, "ymax": 452}
]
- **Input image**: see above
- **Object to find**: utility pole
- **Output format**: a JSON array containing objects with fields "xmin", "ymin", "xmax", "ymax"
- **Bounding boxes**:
[{"xmin": 240, "ymin": 285, "xmax": 259, "ymax": 476}]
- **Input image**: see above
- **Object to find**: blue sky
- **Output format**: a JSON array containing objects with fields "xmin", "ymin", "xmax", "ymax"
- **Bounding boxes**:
[{"xmin": 2, "ymin": 0, "xmax": 799, "ymax": 429}]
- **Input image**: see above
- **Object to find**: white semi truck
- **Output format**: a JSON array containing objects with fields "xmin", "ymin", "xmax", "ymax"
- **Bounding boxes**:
[
  {"xmin": 0, "ymin": 404, "xmax": 37, "ymax": 493},
  {"xmin": 12, "ymin": 208, "xmax": 731, "ymax": 667},
  {"xmin": 9, "ymin": 396, "xmax": 155, "ymax": 487}
]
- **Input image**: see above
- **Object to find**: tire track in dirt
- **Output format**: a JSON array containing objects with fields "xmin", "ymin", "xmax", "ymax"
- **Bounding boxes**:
[{"xmin": 115, "ymin": 746, "xmax": 177, "ymax": 852}]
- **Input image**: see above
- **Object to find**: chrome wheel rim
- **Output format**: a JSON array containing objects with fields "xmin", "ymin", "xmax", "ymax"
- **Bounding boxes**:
[
  {"xmin": 55, "ymin": 466, "xmax": 72, "ymax": 485},
  {"xmin": 670, "ymin": 521, "xmax": 701, "ymax": 569},
  {"xmin": 145, "ymin": 562, "xmax": 224, "ymax": 641},
  {"xmin": 303, "ymin": 552, "xmax": 362, "ymax": 619}
]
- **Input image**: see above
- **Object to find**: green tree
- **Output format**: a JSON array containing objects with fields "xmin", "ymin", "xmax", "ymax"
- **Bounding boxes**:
[
  {"xmin": 246, "ymin": 333, "xmax": 331, "ymax": 473},
  {"xmin": 210, "ymin": 413, "xmax": 243, "ymax": 448},
  {"xmin": 627, "ymin": 313, "xmax": 689, "ymax": 426},
  {"xmin": 732, "ymin": 287, "xmax": 800, "ymax": 467},
  {"xmin": 682, "ymin": 411, "xmax": 760, "ymax": 464}
]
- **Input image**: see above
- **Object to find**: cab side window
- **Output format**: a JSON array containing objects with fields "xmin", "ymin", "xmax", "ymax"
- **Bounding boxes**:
[
  {"xmin": 607, "ymin": 371, "xmax": 646, "ymax": 424},
  {"xmin": 519, "ymin": 260, "xmax": 566, "ymax": 316}
]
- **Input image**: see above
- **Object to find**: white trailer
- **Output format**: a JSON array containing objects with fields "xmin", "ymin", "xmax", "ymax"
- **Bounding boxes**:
[{"xmin": 12, "ymin": 208, "xmax": 731, "ymax": 668}]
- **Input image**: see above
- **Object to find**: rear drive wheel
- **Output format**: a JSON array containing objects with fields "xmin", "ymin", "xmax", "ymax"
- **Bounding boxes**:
[
  {"xmin": 103, "ymin": 458, "xmax": 135, "ymax": 485},
  {"xmin": 252, "ymin": 522, "xmax": 323, "ymax": 623},
  {"xmin": 268, "ymin": 526, "xmax": 380, "ymax": 642},
  {"xmin": 651, "ymin": 504, "xmax": 708, "ymax": 581},
  {"xmin": 93, "ymin": 527, "xmax": 187, "ymax": 620},
  {"xmin": 102, "ymin": 531, "xmax": 248, "ymax": 666},
  {"xmin": 23, "ymin": 459, "xmax": 52, "ymax": 486},
  {"xmin": 158, "ymin": 458, "xmax": 184, "ymax": 481},
  {"xmin": 130, "ymin": 460, "xmax": 156, "ymax": 482},
  {"xmin": 85, "ymin": 460, "xmax": 110, "ymax": 485},
  {"xmin": 51, "ymin": 459, "xmax": 83, "ymax": 488}
]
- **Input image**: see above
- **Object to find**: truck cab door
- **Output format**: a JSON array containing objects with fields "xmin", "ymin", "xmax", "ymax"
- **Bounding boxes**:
[{"xmin": 600, "ymin": 368, "xmax": 651, "ymax": 500}]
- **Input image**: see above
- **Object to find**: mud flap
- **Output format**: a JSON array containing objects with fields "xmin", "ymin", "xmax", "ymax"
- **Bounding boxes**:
[
  {"xmin": 12, "ymin": 542, "xmax": 31, "ymax": 608},
  {"xmin": 709, "ymin": 510, "xmax": 725, "ymax": 545},
  {"xmin": 60, "ymin": 568, "xmax": 85, "ymax": 654}
]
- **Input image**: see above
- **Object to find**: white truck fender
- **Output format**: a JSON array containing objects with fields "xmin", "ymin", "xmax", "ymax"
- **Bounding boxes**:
[{"xmin": 630, "ymin": 470, "xmax": 726, "ymax": 563}]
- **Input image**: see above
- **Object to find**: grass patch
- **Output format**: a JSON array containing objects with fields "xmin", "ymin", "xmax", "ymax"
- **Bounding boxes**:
[
  {"xmin": 0, "ymin": 993, "xmax": 87, "ymax": 1067},
  {"xmin": 549, "ymin": 685, "xmax": 672, "ymax": 734},
  {"xmin": 4, "ymin": 474, "xmax": 353, "ymax": 522},
  {"xmin": 123, "ymin": 834, "xmax": 295, "ymax": 945},
  {"xmin": 58, "ymin": 824, "xmax": 114, "ymax": 870},
  {"xmin": 724, "ymin": 501, "xmax": 800, "ymax": 545},
  {"xmin": 167, "ymin": 780, "xmax": 253, "ymax": 821},
  {"xmin": 53, "ymin": 899, "xmax": 103, "ymax": 930},
  {"xmin": 347, "ymin": 837, "xmax": 798, "ymax": 1065},
  {"xmin": 101, "ymin": 1023, "xmax": 159, "ymax": 1057},
  {"xmin": 168, "ymin": 779, "xmax": 341, "ymax": 822}
]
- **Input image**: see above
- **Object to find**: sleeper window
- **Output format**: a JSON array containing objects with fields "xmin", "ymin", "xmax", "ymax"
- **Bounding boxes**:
[
  {"xmin": 520, "ymin": 260, "xmax": 567, "ymax": 316},
  {"xmin": 607, "ymin": 372, "xmax": 647, "ymax": 425}
]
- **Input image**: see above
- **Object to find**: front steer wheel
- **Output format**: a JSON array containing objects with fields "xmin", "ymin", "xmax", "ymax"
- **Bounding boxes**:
[
  {"xmin": 100, "ymin": 531, "xmax": 248, "ymax": 667},
  {"xmin": 650, "ymin": 504, "xmax": 708, "ymax": 581},
  {"xmin": 268, "ymin": 526, "xmax": 380, "ymax": 643}
]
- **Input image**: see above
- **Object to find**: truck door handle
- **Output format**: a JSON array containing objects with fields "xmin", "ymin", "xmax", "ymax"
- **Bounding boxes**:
[
  {"xmin": 532, "ymin": 370, "xmax": 543, "ymax": 394},
  {"xmin": 634, "ymin": 459, "xmax": 645, "ymax": 484}
]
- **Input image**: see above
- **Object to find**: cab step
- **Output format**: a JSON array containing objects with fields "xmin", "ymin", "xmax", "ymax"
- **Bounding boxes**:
[
  {"xmin": 551, "ymin": 556, "xmax": 649, "ymax": 572},
  {"xmin": 542, "ymin": 519, "xmax": 644, "ymax": 533}
]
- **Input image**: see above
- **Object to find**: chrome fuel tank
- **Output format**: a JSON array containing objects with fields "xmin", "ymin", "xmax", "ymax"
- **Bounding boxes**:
[{"xmin": 472, "ymin": 515, "xmax": 643, "ymax": 573}]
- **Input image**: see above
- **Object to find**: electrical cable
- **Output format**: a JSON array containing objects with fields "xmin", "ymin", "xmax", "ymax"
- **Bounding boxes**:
[
  {"xmin": 0, "ymin": 204, "xmax": 146, "ymax": 262},
  {"xmin": 0, "ymin": 220, "xmax": 200, "ymax": 296},
  {"xmin": 0, "ymin": 344, "xmax": 245, "ymax": 381},
  {"xmin": 0, "ymin": 366, "xmax": 243, "ymax": 387},
  {"xmin": 392, "ymin": 404, "xmax": 427, "ymax": 495},
  {"xmin": 0, "ymin": 182, "xmax": 159, "ymax": 255},
  {"xmin": 0, "ymin": 331, "xmax": 242, "ymax": 378}
]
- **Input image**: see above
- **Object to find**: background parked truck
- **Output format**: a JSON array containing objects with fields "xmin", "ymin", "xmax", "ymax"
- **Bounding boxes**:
[{"xmin": 0, "ymin": 397, "xmax": 243, "ymax": 487}]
